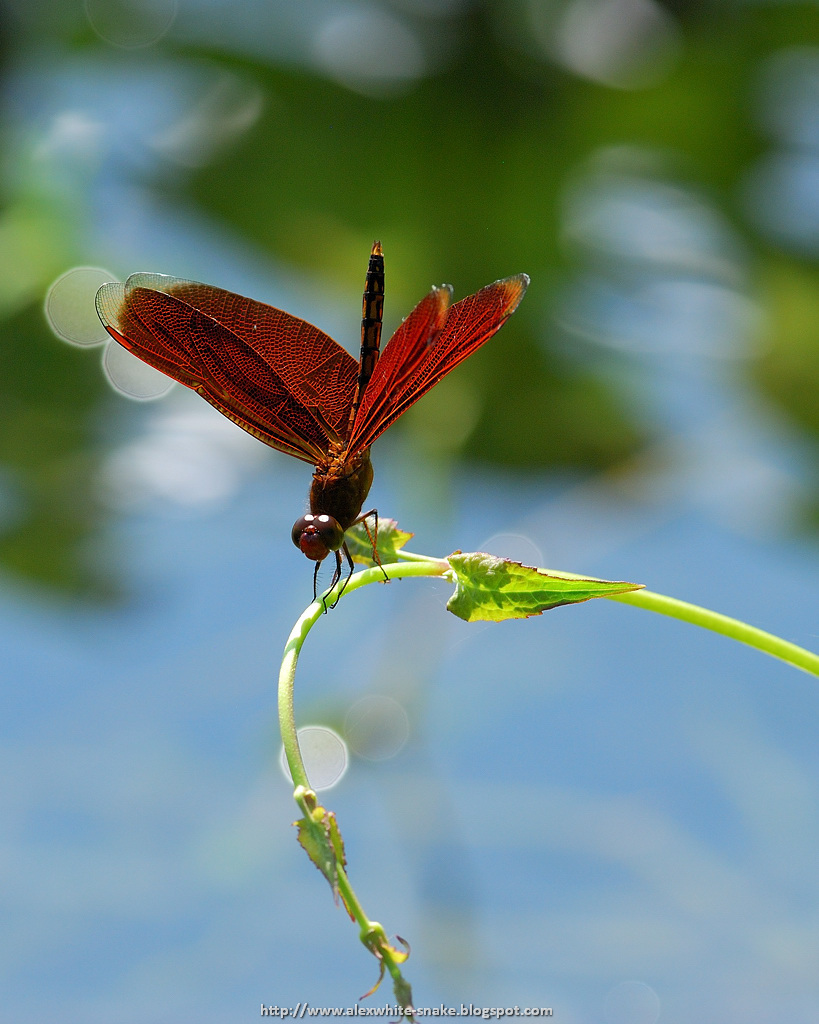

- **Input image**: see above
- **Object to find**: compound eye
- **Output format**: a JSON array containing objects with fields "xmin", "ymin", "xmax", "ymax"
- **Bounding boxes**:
[{"xmin": 291, "ymin": 513, "xmax": 344, "ymax": 561}]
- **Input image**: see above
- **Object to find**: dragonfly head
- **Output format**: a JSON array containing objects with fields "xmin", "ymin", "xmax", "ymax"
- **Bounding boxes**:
[{"xmin": 292, "ymin": 513, "xmax": 345, "ymax": 561}]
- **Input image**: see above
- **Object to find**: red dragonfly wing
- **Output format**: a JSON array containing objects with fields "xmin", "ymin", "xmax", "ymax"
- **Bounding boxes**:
[
  {"xmin": 96, "ymin": 274, "xmax": 359, "ymax": 465},
  {"xmin": 348, "ymin": 273, "xmax": 529, "ymax": 453},
  {"xmin": 347, "ymin": 284, "xmax": 452, "ymax": 445},
  {"xmin": 131, "ymin": 275, "xmax": 359, "ymax": 438}
]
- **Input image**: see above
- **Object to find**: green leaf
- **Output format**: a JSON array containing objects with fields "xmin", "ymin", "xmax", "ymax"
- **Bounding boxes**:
[
  {"xmin": 294, "ymin": 792, "xmax": 351, "ymax": 916},
  {"xmin": 345, "ymin": 517, "xmax": 413, "ymax": 566},
  {"xmin": 446, "ymin": 552, "xmax": 644, "ymax": 622}
]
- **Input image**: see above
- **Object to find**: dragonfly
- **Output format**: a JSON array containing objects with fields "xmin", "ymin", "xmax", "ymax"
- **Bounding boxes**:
[{"xmin": 95, "ymin": 243, "xmax": 528, "ymax": 602}]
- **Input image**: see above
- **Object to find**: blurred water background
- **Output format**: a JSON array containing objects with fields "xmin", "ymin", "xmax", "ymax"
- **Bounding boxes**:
[{"xmin": 3, "ymin": 2, "xmax": 819, "ymax": 1021}]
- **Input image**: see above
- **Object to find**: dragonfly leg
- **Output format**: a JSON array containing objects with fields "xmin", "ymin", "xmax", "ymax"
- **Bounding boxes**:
[
  {"xmin": 328, "ymin": 543, "xmax": 355, "ymax": 609},
  {"xmin": 313, "ymin": 560, "xmax": 323, "ymax": 608},
  {"xmin": 355, "ymin": 508, "xmax": 389, "ymax": 583},
  {"xmin": 319, "ymin": 550, "xmax": 341, "ymax": 614}
]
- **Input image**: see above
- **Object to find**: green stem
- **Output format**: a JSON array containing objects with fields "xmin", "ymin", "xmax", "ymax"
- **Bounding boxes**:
[
  {"xmin": 278, "ymin": 559, "xmax": 447, "ymax": 1013},
  {"xmin": 278, "ymin": 609, "xmax": 314, "ymax": 790},
  {"xmin": 281, "ymin": 564, "xmax": 819, "ymax": 789},
  {"xmin": 278, "ymin": 559, "xmax": 450, "ymax": 785},
  {"xmin": 395, "ymin": 547, "xmax": 448, "ymax": 563},
  {"xmin": 607, "ymin": 588, "xmax": 819, "ymax": 677}
]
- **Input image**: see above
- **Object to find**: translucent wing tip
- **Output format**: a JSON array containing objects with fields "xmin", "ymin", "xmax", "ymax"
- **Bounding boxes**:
[
  {"xmin": 95, "ymin": 280, "xmax": 126, "ymax": 333},
  {"xmin": 123, "ymin": 272, "xmax": 194, "ymax": 298},
  {"xmin": 496, "ymin": 273, "xmax": 529, "ymax": 315},
  {"xmin": 429, "ymin": 283, "xmax": 454, "ymax": 317},
  {"xmin": 95, "ymin": 274, "xmax": 185, "ymax": 333}
]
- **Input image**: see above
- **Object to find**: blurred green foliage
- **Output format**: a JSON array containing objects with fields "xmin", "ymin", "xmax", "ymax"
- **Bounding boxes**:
[
  {"xmin": 4, "ymin": 0, "xmax": 819, "ymax": 594},
  {"xmin": 189, "ymin": 52, "xmax": 642, "ymax": 469},
  {"xmin": 0, "ymin": 304, "xmax": 110, "ymax": 594},
  {"xmin": 757, "ymin": 259, "xmax": 819, "ymax": 440}
]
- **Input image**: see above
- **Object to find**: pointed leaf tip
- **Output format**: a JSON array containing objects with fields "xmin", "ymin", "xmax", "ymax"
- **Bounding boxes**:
[{"xmin": 445, "ymin": 551, "xmax": 643, "ymax": 622}]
